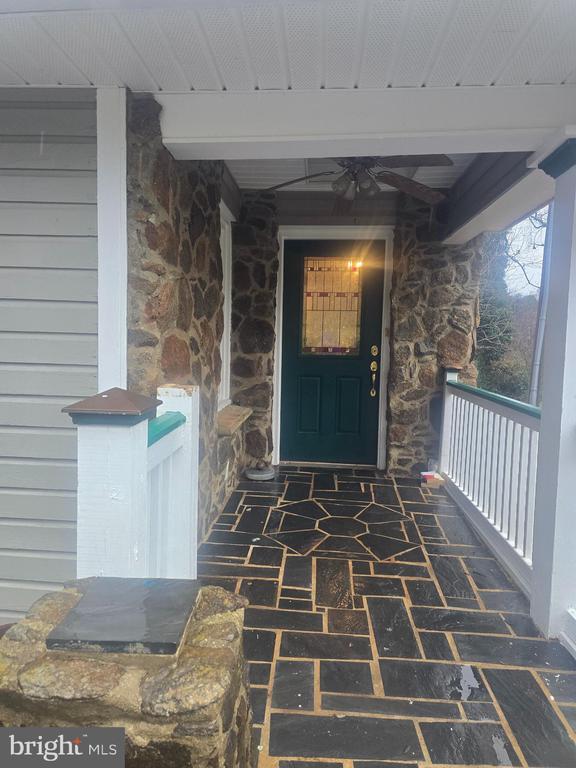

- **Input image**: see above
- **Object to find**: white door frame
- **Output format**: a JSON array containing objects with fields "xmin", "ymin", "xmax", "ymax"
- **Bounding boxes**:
[{"xmin": 273, "ymin": 225, "xmax": 394, "ymax": 470}]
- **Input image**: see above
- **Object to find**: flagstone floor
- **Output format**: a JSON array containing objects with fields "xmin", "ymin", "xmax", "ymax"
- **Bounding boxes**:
[{"xmin": 198, "ymin": 466, "xmax": 576, "ymax": 768}]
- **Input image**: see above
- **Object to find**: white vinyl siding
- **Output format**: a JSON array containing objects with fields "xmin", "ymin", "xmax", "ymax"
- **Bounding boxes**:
[{"xmin": 0, "ymin": 90, "xmax": 97, "ymax": 623}]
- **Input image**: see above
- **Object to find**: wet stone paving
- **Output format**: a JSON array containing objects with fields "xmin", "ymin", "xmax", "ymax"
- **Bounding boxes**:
[{"xmin": 198, "ymin": 466, "xmax": 576, "ymax": 767}]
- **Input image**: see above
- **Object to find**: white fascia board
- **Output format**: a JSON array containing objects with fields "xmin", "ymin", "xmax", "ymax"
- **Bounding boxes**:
[
  {"xmin": 157, "ymin": 86, "xmax": 576, "ymax": 161},
  {"xmin": 0, "ymin": 0, "xmax": 278, "ymax": 10},
  {"xmin": 444, "ymin": 169, "xmax": 555, "ymax": 245}
]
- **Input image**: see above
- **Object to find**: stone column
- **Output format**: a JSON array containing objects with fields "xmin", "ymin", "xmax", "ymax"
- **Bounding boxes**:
[
  {"xmin": 231, "ymin": 192, "xmax": 279, "ymax": 465},
  {"xmin": 387, "ymin": 195, "xmax": 485, "ymax": 475}
]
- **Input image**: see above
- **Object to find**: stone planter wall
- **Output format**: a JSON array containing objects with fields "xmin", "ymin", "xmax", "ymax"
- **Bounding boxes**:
[
  {"xmin": 231, "ymin": 192, "xmax": 279, "ymax": 465},
  {"xmin": 387, "ymin": 196, "xmax": 484, "ymax": 475},
  {"xmin": 126, "ymin": 94, "xmax": 236, "ymax": 539}
]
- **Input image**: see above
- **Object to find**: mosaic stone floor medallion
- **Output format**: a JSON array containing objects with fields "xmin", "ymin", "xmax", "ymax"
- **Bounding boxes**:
[{"xmin": 198, "ymin": 466, "xmax": 576, "ymax": 767}]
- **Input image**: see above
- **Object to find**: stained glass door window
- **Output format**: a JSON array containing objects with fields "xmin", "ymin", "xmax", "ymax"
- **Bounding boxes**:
[{"xmin": 301, "ymin": 256, "xmax": 362, "ymax": 355}]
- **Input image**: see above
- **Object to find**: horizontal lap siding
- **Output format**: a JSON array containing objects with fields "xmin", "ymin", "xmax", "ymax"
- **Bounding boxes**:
[{"xmin": 0, "ymin": 93, "xmax": 96, "ymax": 621}]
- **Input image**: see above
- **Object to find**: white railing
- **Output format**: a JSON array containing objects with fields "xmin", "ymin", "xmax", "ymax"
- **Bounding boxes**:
[
  {"xmin": 439, "ymin": 371, "xmax": 540, "ymax": 595},
  {"xmin": 72, "ymin": 384, "xmax": 199, "ymax": 580}
]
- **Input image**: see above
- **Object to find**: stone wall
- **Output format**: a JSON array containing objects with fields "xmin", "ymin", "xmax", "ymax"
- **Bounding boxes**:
[
  {"xmin": 231, "ymin": 192, "xmax": 279, "ymax": 465},
  {"xmin": 387, "ymin": 196, "xmax": 484, "ymax": 475},
  {"xmin": 126, "ymin": 94, "xmax": 232, "ymax": 539}
]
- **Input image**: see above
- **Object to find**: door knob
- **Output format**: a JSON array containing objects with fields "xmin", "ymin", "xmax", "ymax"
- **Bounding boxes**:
[{"xmin": 370, "ymin": 361, "xmax": 378, "ymax": 372}]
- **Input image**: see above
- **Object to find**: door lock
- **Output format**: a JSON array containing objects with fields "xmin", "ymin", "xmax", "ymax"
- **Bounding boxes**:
[
  {"xmin": 370, "ymin": 361, "xmax": 378, "ymax": 372},
  {"xmin": 370, "ymin": 345, "xmax": 379, "ymax": 356}
]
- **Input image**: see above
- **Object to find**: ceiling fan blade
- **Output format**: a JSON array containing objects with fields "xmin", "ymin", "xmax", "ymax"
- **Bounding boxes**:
[
  {"xmin": 262, "ymin": 170, "xmax": 338, "ymax": 192},
  {"xmin": 374, "ymin": 154, "xmax": 454, "ymax": 168},
  {"xmin": 375, "ymin": 170, "xmax": 446, "ymax": 204}
]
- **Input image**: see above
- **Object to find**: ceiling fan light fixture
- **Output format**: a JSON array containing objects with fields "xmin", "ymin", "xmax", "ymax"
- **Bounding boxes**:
[
  {"xmin": 357, "ymin": 168, "xmax": 380, "ymax": 197},
  {"xmin": 332, "ymin": 171, "xmax": 355, "ymax": 198}
]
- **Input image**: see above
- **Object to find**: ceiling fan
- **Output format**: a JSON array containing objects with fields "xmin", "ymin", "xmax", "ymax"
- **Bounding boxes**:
[{"xmin": 263, "ymin": 155, "xmax": 453, "ymax": 206}]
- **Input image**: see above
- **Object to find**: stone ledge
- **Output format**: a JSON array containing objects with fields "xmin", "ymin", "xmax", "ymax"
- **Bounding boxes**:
[{"xmin": 217, "ymin": 404, "xmax": 252, "ymax": 437}]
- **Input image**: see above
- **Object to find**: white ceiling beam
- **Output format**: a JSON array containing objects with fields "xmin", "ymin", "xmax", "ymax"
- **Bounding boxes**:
[
  {"xmin": 0, "ymin": 0, "xmax": 273, "ymax": 12},
  {"xmin": 157, "ymin": 85, "xmax": 576, "ymax": 161}
]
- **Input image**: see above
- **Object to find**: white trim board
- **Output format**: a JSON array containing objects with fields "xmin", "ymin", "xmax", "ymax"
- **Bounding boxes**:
[
  {"xmin": 96, "ymin": 87, "xmax": 128, "ymax": 391},
  {"xmin": 274, "ymin": 225, "xmax": 394, "ymax": 470}
]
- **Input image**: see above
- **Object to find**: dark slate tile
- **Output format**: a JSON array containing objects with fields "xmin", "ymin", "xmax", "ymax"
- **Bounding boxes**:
[
  {"xmin": 314, "ymin": 547, "xmax": 373, "ymax": 561},
  {"xmin": 404, "ymin": 501, "xmax": 459, "ymax": 515},
  {"xmin": 223, "ymin": 490, "xmax": 243, "ymax": 514},
  {"xmin": 420, "ymin": 721, "xmax": 521, "ymax": 766},
  {"xmin": 322, "ymin": 693, "xmax": 460, "ymax": 719},
  {"xmin": 464, "ymin": 556, "xmax": 515, "ymax": 590},
  {"xmin": 539, "ymin": 671, "xmax": 576, "ymax": 703},
  {"xmin": 352, "ymin": 561, "xmax": 371, "ymax": 575},
  {"xmin": 279, "ymin": 598, "xmax": 314, "ymax": 611},
  {"xmin": 281, "ymin": 587, "xmax": 312, "ymax": 599},
  {"xmin": 480, "ymin": 590, "xmax": 530, "ymax": 614},
  {"xmin": 463, "ymin": 702, "xmax": 499, "ymax": 721},
  {"xmin": 485, "ymin": 667, "xmax": 576, "ymax": 767},
  {"xmin": 245, "ymin": 607, "xmax": 323, "ymax": 632},
  {"xmin": 338, "ymin": 481, "xmax": 365, "ymax": 492},
  {"xmin": 357, "ymin": 504, "xmax": 406, "ymax": 524},
  {"xmin": 320, "ymin": 660, "xmax": 374, "ymax": 694},
  {"xmin": 280, "ymin": 512, "xmax": 321, "ymax": 532},
  {"xmin": 417, "ymin": 524, "xmax": 445, "ymax": 538},
  {"xmin": 327, "ymin": 609, "xmax": 369, "ymax": 635},
  {"xmin": 560, "ymin": 705, "xmax": 576, "ymax": 731},
  {"xmin": 268, "ymin": 529, "xmax": 326, "ymax": 555},
  {"xmin": 367, "ymin": 597, "xmax": 420, "ymax": 658},
  {"xmin": 283, "ymin": 482, "xmax": 311, "ymax": 502},
  {"xmin": 353, "ymin": 575, "xmax": 404, "ymax": 597},
  {"xmin": 280, "ymin": 632, "xmax": 372, "ymax": 660},
  {"xmin": 249, "ymin": 546, "xmax": 284, "ymax": 567},
  {"xmin": 239, "ymin": 578, "xmax": 278, "ymax": 607},
  {"xmin": 455, "ymin": 634, "xmax": 576, "ymax": 670},
  {"xmin": 269, "ymin": 713, "xmax": 423, "ymax": 761},
  {"xmin": 249, "ymin": 662, "xmax": 271, "ymax": 686},
  {"xmin": 503, "ymin": 612, "xmax": 542, "ymax": 638},
  {"xmin": 446, "ymin": 596, "xmax": 481, "ymax": 610},
  {"xmin": 406, "ymin": 579, "xmax": 443, "ymax": 606},
  {"xmin": 372, "ymin": 562, "xmax": 430, "ymax": 578},
  {"xmin": 199, "ymin": 562, "xmax": 279, "ymax": 579},
  {"xmin": 314, "ymin": 490, "xmax": 372, "ymax": 502},
  {"xmin": 279, "ymin": 763, "xmax": 341, "ymax": 768},
  {"xmin": 411, "ymin": 606, "xmax": 511, "ymax": 635},
  {"xmin": 313, "ymin": 473, "xmax": 336, "ymax": 491},
  {"xmin": 237, "ymin": 481, "xmax": 285, "ymax": 494},
  {"xmin": 321, "ymin": 501, "xmax": 366, "ymax": 517},
  {"xmin": 419, "ymin": 631, "xmax": 454, "ymax": 660},
  {"xmin": 265, "ymin": 508, "xmax": 283, "ymax": 534},
  {"xmin": 379, "ymin": 659, "xmax": 491, "ymax": 701},
  {"xmin": 250, "ymin": 686, "xmax": 268, "ymax": 724},
  {"xmin": 243, "ymin": 628, "xmax": 276, "ymax": 661},
  {"xmin": 394, "ymin": 546, "xmax": 427, "ymax": 562},
  {"xmin": 425, "ymin": 543, "xmax": 492, "ymax": 558},
  {"xmin": 278, "ymin": 501, "xmax": 328, "ymax": 521},
  {"xmin": 359, "ymin": 534, "xmax": 416, "ymax": 561},
  {"xmin": 244, "ymin": 495, "xmax": 280, "ymax": 507},
  {"xmin": 283, "ymin": 556, "xmax": 312, "ymax": 588},
  {"xmin": 198, "ymin": 541, "xmax": 250, "ymax": 559},
  {"xmin": 208, "ymin": 529, "xmax": 282, "ymax": 547},
  {"xmin": 318, "ymin": 516, "xmax": 367, "ymax": 536},
  {"xmin": 354, "ymin": 763, "xmax": 417, "ymax": 768},
  {"xmin": 430, "ymin": 555, "xmax": 476, "ymax": 600},
  {"xmin": 398, "ymin": 486, "xmax": 424, "ymax": 502},
  {"xmin": 367, "ymin": 521, "xmax": 407, "ymax": 538},
  {"xmin": 272, "ymin": 660, "xmax": 314, "ymax": 711},
  {"xmin": 315, "ymin": 536, "xmax": 372, "ymax": 556},
  {"xmin": 434, "ymin": 516, "xmax": 480, "ymax": 546},
  {"xmin": 316, "ymin": 558, "xmax": 353, "ymax": 609},
  {"xmin": 251, "ymin": 725, "xmax": 261, "ymax": 767},
  {"xmin": 372, "ymin": 485, "xmax": 401, "ymax": 505}
]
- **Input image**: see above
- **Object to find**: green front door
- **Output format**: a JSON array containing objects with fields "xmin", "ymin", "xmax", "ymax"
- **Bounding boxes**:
[{"xmin": 280, "ymin": 239, "xmax": 385, "ymax": 465}]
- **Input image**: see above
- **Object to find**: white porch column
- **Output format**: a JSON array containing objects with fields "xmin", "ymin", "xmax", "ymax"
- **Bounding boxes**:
[
  {"xmin": 531, "ymin": 158, "xmax": 576, "ymax": 642},
  {"xmin": 96, "ymin": 87, "xmax": 128, "ymax": 390}
]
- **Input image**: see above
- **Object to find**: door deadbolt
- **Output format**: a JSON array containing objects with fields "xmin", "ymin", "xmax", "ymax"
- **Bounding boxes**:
[{"xmin": 370, "ymin": 345, "xmax": 379, "ymax": 356}]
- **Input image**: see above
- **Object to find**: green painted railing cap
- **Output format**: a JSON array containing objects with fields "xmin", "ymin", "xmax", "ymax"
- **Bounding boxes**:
[
  {"xmin": 447, "ymin": 381, "xmax": 541, "ymax": 420},
  {"xmin": 148, "ymin": 411, "xmax": 187, "ymax": 446}
]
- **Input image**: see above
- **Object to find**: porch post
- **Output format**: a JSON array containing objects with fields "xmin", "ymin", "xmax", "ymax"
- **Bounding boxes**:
[{"xmin": 531, "ymin": 149, "xmax": 576, "ymax": 642}]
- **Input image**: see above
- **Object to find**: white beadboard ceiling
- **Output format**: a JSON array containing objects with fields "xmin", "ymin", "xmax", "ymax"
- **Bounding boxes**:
[
  {"xmin": 0, "ymin": 0, "xmax": 575, "ymax": 90},
  {"xmin": 226, "ymin": 154, "xmax": 476, "ymax": 191}
]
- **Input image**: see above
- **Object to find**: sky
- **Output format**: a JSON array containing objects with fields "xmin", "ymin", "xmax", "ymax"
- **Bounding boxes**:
[{"xmin": 504, "ymin": 206, "xmax": 547, "ymax": 296}]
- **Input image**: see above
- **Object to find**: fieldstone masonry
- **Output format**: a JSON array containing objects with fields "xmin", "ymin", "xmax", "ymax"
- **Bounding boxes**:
[
  {"xmin": 0, "ymin": 583, "xmax": 252, "ymax": 768},
  {"xmin": 126, "ymin": 94, "xmax": 244, "ymax": 539},
  {"xmin": 387, "ymin": 196, "xmax": 484, "ymax": 475},
  {"xmin": 231, "ymin": 192, "xmax": 279, "ymax": 465}
]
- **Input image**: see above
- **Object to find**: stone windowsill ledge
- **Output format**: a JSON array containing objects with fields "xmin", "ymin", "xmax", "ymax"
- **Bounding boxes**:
[{"xmin": 217, "ymin": 405, "xmax": 253, "ymax": 437}]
